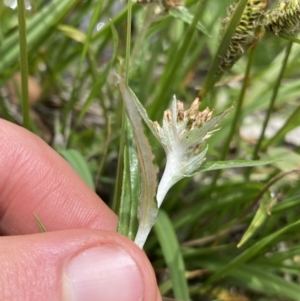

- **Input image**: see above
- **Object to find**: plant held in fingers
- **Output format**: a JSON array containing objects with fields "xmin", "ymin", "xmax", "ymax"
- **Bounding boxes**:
[{"xmin": 119, "ymin": 78, "xmax": 231, "ymax": 248}]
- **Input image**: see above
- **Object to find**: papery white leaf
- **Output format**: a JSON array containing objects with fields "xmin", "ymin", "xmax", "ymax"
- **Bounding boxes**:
[
  {"xmin": 119, "ymin": 81, "xmax": 161, "ymax": 142},
  {"xmin": 118, "ymin": 75, "xmax": 158, "ymax": 249}
]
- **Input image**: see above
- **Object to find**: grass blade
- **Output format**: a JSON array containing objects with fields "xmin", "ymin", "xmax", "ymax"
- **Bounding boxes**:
[
  {"xmin": 154, "ymin": 210, "xmax": 190, "ymax": 301},
  {"xmin": 206, "ymin": 218, "xmax": 300, "ymax": 284},
  {"xmin": 168, "ymin": 6, "xmax": 209, "ymax": 36},
  {"xmin": 117, "ymin": 119, "xmax": 140, "ymax": 240},
  {"xmin": 119, "ymin": 76, "xmax": 158, "ymax": 249},
  {"xmin": 17, "ymin": 0, "xmax": 30, "ymax": 129},
  {"xmin": 197, "ymin": 159, "xmax": 275, "ymax": 172},
  {"xmin": 59, "ymin": 149, "xmax": 95, "ymax": 191}
]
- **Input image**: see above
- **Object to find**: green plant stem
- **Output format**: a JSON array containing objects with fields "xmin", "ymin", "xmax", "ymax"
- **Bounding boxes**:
[
  {"xmin": 92, "ymin": 3, "xmax": 139, "ymax": 43},
  {"xmin": 59, "ymin": 0, "xmax": 103, "ymax": 130},
  {"xmin": 150, "ymin": 0, "xmax": 206, "ymax": 119},
  {"xmin": 114, "ymin": 0, "xmax": 133, "ymax": 217},
  {"xmin": 17, "ymin": 0, "xmax": 30, "ymax": 130},
  {"xmin": 125, "ymin": 0, "xmax": 133, "ymax": 82},
  {"xmin": 212, "ymin": 44, "xmax": 258, "ymax": 186},
  {"xmin": 251, "ymin": 42, "xmax": 293, "ymax": 160},
  {"xmin": 154, "ymin": 211, "xmax": 190, "ymax": 300},
  {"xmin": 130, "ymin": 5, "xmax": 154, "ymax": 71},
  {"xmin": 279, "ymin": 33, "xmax": 300, "ymax": 44},
  {"xmin": 80, "ymin": 0, "xmax": 104, "ymax": 68}
]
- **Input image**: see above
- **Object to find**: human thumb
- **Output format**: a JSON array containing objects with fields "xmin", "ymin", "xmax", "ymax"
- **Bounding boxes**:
[{"xmin": 0, "ymin": 229, "xmax": 162, "ymax": 301}]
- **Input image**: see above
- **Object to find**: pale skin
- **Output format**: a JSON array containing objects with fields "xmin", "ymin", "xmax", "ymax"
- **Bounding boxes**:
[{"xmin": 0, "ymin": 118, "xmax": 162, "ymax": 301}]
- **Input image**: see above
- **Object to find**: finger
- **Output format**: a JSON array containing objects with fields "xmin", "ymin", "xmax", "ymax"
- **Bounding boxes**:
[
  {"xmin": 0, "ymin": 119, "xmax": 117, "ymax": 235},
  {"xmin": 0, "ymin": 228, "xmax": 161, "ymax": 301}
]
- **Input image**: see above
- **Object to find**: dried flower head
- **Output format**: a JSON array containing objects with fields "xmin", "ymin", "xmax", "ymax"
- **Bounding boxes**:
[
  {"xmin": 154, "ymin": 97, "xmax": 229, "ymax": 206},
  {"xmin": 265, "ymin": 0, "xmax": 300, "ymax": 36},
  {"xmin": 218, "ymin": 0, "xmax": 266, "ymax": 73}
]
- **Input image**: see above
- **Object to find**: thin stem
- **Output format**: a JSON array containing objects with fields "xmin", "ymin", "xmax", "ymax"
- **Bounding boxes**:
[
  {"xmin": 17, "ymin": 0, "xmax": 30, "ymax": 130},
  {"xmin": 62, "ymin": 0, "xmax": 105, "ymax": 131},
  {"xmin": 95, "ymin": 116, "xmax": 112, "ymax": 188},
  {"xmin": 80, "ymin": 0, "xmax": 105, "ymax": 68},
  {"xmin": 113, "ymin": 1, "xmax": 133, "ymax": 215},
  {"xmin": 150, "ymin": 0, "xmax": 206, "ymax": 113},
  {"xmin": 212, "ymin": 44, "xmax": 258, "ymax": 186},
  {"xmin": 251, "ymin": 42, "xmax": 293, "ymax": 160},
  {"xmin": 125, "ymin": 1, "xmax": 133, "ymax": 83},
  {"xmin": 279, "ymin": 33, "xmax": 300, "ymax": 44}
]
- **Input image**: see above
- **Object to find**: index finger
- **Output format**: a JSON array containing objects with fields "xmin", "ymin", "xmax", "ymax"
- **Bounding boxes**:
[{"xmin": 0, "ymin": 119, "xmax": 118, "ymax": 235}]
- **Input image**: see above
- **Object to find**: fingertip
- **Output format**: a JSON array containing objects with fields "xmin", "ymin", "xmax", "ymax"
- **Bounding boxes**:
[
  {"xmin": 156, "ymin": 289, "xmax": 163, "ymax": 301},
  {"xmin": 0, "ymin": 119, "xmax": 117, "ymax": 234},
  {"xmin": 0, "ymin": 229, "xmax": 159, "ymax": 301}
]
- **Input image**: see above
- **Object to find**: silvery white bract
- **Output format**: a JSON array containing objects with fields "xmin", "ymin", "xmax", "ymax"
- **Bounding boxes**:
[{"xmin": 152, "ymin": 96, "xmax": 230, "ymax": 207}]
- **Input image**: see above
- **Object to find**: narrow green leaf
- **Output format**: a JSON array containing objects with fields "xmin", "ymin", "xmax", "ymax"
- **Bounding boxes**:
[
  {"xmin": 119, "ymin": 75, "xmax": 158, "ymax": 249},
  {"xmin": 265, "ymin": 147, "xmax": 300, "ymax": 172},
  {"xmin": 278, "ymin": 33, "xmax": 300, "ymax": 44},
  {"xmin": 201, "ymin": 258, "xmax": 300, "ymax": 301},
  {"xmin": 117, "ymin": 119, "xmax": 140, "ymax": 240},
  {"xmin": 232, "ymin": 264, "xmax": 300, "ymax": 300},
  {"xmin": 17, "ymin": 0, "xmax": 30, "ymax": 129},
  {"xmin": 79, "ymin": 0, "xmax": 105, "ymax": 67},
  {"xmin": 273, "ymin": 194, "xmax": 300, "ymax": 213},
  {"xmin": 57, "ymin": 24, "xmax": 86, "ymax": 43},
  {"xmin": 168, "ymin": 6, "xmax": 209, "ymax": 36},
  {"xmin": 154, "ymin": 210, "xmax": 190, "ymax": 301},
  {"xmin": 112, "ymin": 0, "xmax": 133, "ymax": 219},
  {"xmin": 59, "ymin": 149, "xmax": 95, "ymax": 191},
  {"xmin": 125, "ymin": 0, "xmax": 133, "ymax": 81},
  {"xmin": 150, "ymin": 0, "xmax": 207, "ymax": 118},
  {"xmin": 237, "ymin": 194, "xmax": 275, "ymax": 248},
  {"xmin": 117, "ymin": 80, "xmax": 160, "ymax": 142},
  {"xmin": 250, "ymin": 42, "xmax": 293, "ymax": 162},
  {"xmin": 34, "ymin": 213, "xmax": 47, "ymax": 233},
  {"xmin": 78, "ymin": 20, "xmax": 119, "ymax": 123},
  {"xmin": 207, "ymin": 218, "xmax": 300, "ymax": 284},
  {"xmin": 197, "ymin": 159, "xmax": 276, "ymax": 173}
]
